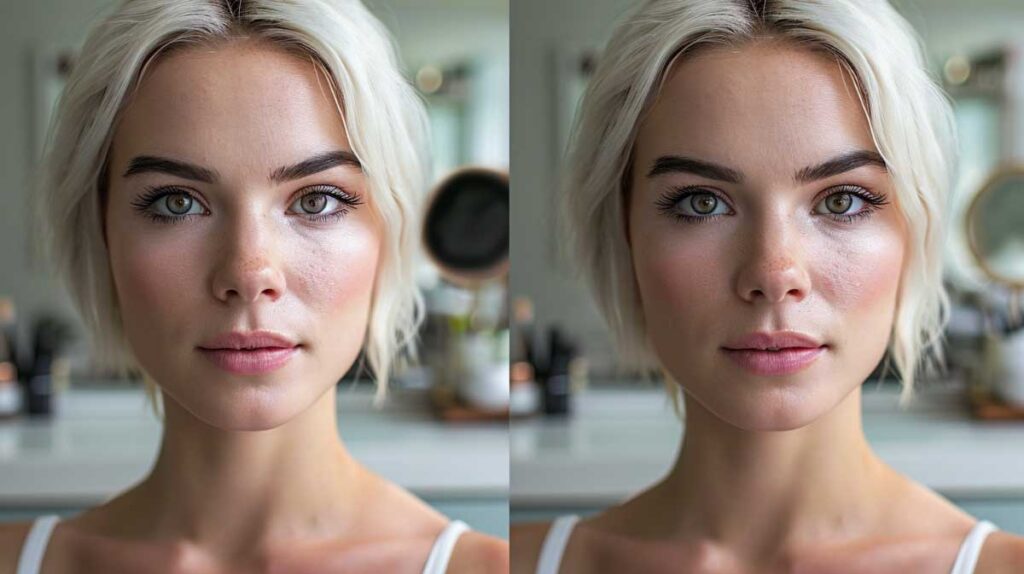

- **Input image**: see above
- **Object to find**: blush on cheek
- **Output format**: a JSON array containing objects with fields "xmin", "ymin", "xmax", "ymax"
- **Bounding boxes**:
[
  {"xmin": 292, "ymin": 229, "xmax": 381, "ymax": 315},
  {"xmin": 103, "ymin": 236, "xmax": 199, "ymax": 377},
  {"xmin": 635, "ymin": 233, "xmax": 722, "ymax": 317},
  {"xmin": 814, "ymin": 227, "xmax": 904, "ymax": 315},
  {"xmin": 113, "ymin": 237, "xmax": 201, "ymax": 316}
]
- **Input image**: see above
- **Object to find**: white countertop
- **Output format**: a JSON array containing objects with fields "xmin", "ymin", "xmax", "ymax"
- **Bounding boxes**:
[
  {"xmin": 511, "ymin": 383, "xmax": 1024, "ymax": 507},
  {"xmin": 0, "ymin": 386, "xmax": 508, "ymax": 507}
]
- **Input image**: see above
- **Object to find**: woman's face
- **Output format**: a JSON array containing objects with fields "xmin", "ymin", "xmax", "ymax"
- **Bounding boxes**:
[
  {"xmin": 105, "ymin": 41, "xmax": 380, "ymax": 431},
  {"xmin": 629, "ymin": 41, "xmax": 906, "ymax": 431}
]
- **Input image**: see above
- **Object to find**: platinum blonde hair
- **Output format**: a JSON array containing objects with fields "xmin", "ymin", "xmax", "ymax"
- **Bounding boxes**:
[
  {"xmin": 37, "ymin": 0, "xmax": 429, "ymax": 413},
  {"xmin": 562, "ymin": 0, "xmax": 955, "ymax": 405}
]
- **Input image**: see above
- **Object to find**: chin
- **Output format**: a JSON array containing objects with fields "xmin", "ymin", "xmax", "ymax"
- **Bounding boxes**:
[
  {"xmin": 165, "ymin": 377, "xmax": 319, "ymax": 432},
  {"xmin": 683, "ymin": 380, "xmax": 852, "ymax": 432}
]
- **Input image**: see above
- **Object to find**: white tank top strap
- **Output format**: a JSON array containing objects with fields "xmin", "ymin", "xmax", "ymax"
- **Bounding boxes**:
[
  {"xmin": 15, "ymin": 514, "xmax": 60, "ymax": 574},
  {"xmin": 535, "ymin": 514, "xmax": 580, "ymax": 574},
  {"xmin": 421, "ymin": 519, "xmax": 470, "ymax": 574},
  {"xmin": 949, "ymin": 520, "xmax": 998, "ymax": 574}
]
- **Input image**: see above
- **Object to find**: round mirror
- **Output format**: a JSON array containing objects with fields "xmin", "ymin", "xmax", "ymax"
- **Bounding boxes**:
[
  {"xmin": 966, "ymin": 166, "xmax": 1024, "ymax": 325},
  {"xmin": 423, "ymin": 167, "xmax": 509, "ymax": 287},
  {"xmin": 966, "ymin": 167, "xmax": 1024, "ymax": 288}
]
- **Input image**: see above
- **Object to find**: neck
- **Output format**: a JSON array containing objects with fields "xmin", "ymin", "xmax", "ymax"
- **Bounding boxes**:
[
  {"xmin": 651, "ymin": 385, "xmax": 897, "ymax": 562},
  {"xmin": 133, "ymin": 385, "xmax": 366, "ymax": 560}
]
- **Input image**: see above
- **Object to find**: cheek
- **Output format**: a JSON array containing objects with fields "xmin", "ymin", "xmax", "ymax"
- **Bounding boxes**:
[
  {"xmin": 107, "ymin": 225, "xmax": 201, "ymax": 331},
  {"xmin": 633, "ymin": 229, "xmax": 727, "ymax": 333},
  {"xmin": 642, "ymin": 241, "xmax": 713, "ymax": 307},
  {"xmin": 813, "ymin": 224, "xmax": 905, "ymax": 316},
  {"xmin": 291, "ymin": 226, "xmax": 381, "ymax": 317}
]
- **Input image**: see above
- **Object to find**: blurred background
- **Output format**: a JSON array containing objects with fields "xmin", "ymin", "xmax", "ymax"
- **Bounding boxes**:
[
  {"xmin": 509, "ymin": 0, "xmax": 1024, "ymax": 533},
  {"xmin": 0, "ymin": 0, "xmax": 509, "ymax": 537}
]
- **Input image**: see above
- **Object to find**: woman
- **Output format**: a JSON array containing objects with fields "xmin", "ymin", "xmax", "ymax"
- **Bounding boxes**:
[
  {"xmin": 0, "ymin": 1, "xmax": 507, "ymax": 572},
  {"xmin": 512, "ymin": 0, "xmax": 1024, "ymax": 572}
]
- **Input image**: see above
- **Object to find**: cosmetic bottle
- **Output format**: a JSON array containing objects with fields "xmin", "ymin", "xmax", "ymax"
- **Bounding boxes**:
[
  {"xmin": 25, "ymin": 352, "xmax": 54, "ymax": 417},
  {"xmin": 24, "ymin": 316, "xmax": 72, "ymax": 417},
  {"xmin": 0, "ymin": 298, "xmax": 16, "ymax": 368},
  {"xmin": 510, "ymin": 360, "xmax": 540, "ymax": 417},
  {"xmin": 0, "ymin": 298, "xmax": 20, "ymax": 419},
  {"xmin": 510, "ymin": 297, "xmax": 541, "ymax": 416},
  {"xmin": 542, "ymin": 327, "xmax": 575, "ymax": 416}
]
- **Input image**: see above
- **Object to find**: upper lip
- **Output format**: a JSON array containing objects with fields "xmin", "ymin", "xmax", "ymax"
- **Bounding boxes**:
[
  {"xmin": 722, "ymin": 331, "xmax": 825, "ymax": 351},
  {"xmin": 198, "ymin": 330, "xmax": 299, "ymax": 351}
]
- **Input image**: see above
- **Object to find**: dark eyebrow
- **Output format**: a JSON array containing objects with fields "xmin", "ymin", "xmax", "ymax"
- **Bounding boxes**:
[
  {"xmin": 123, "ymin": 156, "xmax": 218, "ymax": 183},
  {"xmin": 646, "ymin": 150, "xmax": 888, "ymax": 186},
  {"xmin": 121, "ymin": 150, "xmax": 362, "ymax": 185},
  {"xmin": 268, "ymin": 150, "xmax": 362, "ymax": 183},
  {"xmin": 794, "ymin": 150, "xmax": 887, "ymax": 183},
  {"xmin": 647, "ymin": 155, "xmax": 743, "ymax": 183}
]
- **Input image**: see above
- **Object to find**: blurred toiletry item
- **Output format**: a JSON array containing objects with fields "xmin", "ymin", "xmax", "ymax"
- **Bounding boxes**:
[
  {"xmin": 510, "ymin": 360, "xmax": 540, "ymax": 417},
  {"xmin": 0, "ymin": 363, "xmax": 19, "ymax": 419},
  {"xmin": 512, "ymin": 297, "xmax": 538, "ymax": 368},
  {"xmin": 24, "ymin": 314, "xmax": 75, "ymax": 417},
  {"xmin": 0, "ymin": 298, "xmax": 17, "ymax": 373},
  {"xmin": 542, "ymin": 326, "xmax": 577, "ymax": 416},
  {"xmin": 510, "ymin": 297, "xmax": 543, "ymax": 416},
  {"xmin": 455, "ymin": 329, "xmax": 510, "ymax": 411},
  {"xmin": 996, "ymin": 328, "xmax": 1024, "ymax": 407},
  {"xmin": 26, "ymin": 353, "xmax": 54, "ymax": 416},
  {"xmin": 0, "ymin": 299, "xmax": 20, "ymax": 418}
]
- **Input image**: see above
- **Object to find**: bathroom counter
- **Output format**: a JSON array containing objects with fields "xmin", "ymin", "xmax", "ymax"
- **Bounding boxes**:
[
  {"xmin": 511, "ymin": 383, "xmax": 1024, "ymax": 507},
  {"xmin": 0, "ymin": 385, "xmax": 508, "ymax": 507}
]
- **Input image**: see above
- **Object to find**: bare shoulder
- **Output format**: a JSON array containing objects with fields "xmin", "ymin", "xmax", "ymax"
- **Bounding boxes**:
[
  {"xmin": 448, "ymin": 530, "xmax": 508, "ymax": 574},
  {"xmin": 0, "ymin": 521, "xmax": 33, "ymax": 574},
  {"xmin": 509, "ymin": 522, "xmax": 552, "ymax": 574},
  {"xmin": 977, "ymin": 531, "xmax": 1024, "ymax": 574}
]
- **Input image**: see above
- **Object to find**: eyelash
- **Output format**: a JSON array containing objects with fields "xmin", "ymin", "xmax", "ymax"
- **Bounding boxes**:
[
  {"xmin": 655, "ymin": 184, "xmax": 890, "ymax": 225},
  {"xmin": 293, "ymin": 185, "xmax": 364, "ymax": 222},
  {"xmin": 130, "ymin": 184, "xmax": 364, "ymax": 225}
]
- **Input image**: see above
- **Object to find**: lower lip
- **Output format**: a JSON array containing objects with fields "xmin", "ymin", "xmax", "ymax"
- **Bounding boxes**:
[
  {"xmin": 721, "ymin": 346, "xmax": 826, "ymax": 376},
  {"xmin": 197, "ymin": 347, "xmax": 298, "ymax": 375}
]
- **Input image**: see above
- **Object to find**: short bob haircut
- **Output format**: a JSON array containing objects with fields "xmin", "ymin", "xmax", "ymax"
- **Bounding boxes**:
[
  {"xmin": 562, "ymin": 0, "xmax": 956, "ymax": 405},
  {"xmin": 37, "ymin": 0, "xmax": 429, "ymax": 413}
]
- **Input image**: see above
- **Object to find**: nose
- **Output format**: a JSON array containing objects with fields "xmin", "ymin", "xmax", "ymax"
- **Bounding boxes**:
[
  {"xmin": 210, "ymin": 209, "xmax": 287, "ymax": 304},
  {"xmin": 734, "ymin": 212, "xmax": 811, "ymax": 304}
]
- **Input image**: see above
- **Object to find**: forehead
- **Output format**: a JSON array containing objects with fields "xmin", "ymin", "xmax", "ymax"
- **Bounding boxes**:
[
  {"xmin": 636, "ymin": 40, "xmax": 876, "ymax": 179},
  {"xmin": 111, "ymin": 39, "xmax": 349, "ymax": 174}
]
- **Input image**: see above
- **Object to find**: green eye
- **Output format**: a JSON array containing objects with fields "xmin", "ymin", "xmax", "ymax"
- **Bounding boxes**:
[
  {"xmin": 690, "ymin": 193, "xmax": 718, "ymax": 215},
  {"xmin": 286, "ymin": 186, "xmax": 364, "ymax": 221},
  {"xmin": 297, "ymin": 193, "xmax": 329, "ymax": 214},
  {"xmin": 288, "ymin": 191, "xmax": 342, "ymax": 216},
  {"xmin": 823, "ymin": 193, "xmax": 853, "ymax": 214},
  {"xmin": 655, "ymin": 188, "xmax": 732, "ymax": 222}
]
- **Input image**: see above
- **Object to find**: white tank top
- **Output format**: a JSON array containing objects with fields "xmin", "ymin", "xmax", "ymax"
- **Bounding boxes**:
[
  {"xmin": 15, "ymin": 514, "xmax": 469, "ymax": 574},
  {"xmin": 534, "ymin": 515, "xmax": 999, "ymax": 574}
]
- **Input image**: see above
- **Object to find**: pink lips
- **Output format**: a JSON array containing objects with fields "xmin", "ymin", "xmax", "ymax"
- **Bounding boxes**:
[
  {"xmin": 722, "ymin": 347, "xmax": 825, "ymax": 376},
  {"xmin": 197, "ymin": 330, "xmax": 299, "ymax": 375},
  {"xmin": 721, "ymin": 331, "xmax": 827, "ymax": 376}
]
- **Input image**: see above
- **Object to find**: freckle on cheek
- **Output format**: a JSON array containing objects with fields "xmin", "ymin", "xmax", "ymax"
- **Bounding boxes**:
[
  {"xmin": 766, "ymin": 256, "xmax": 795, "ymax": 274},
  {"xmin": 309, "ymin": 239, "xmax": 379, "ymax": 310},
  {"xmin": 238, "ymin": 257, "xmax": 266, "ymax": 274},
  {"xmin": 818, "ymin": 235, "xmax": 903, "ymax": 311}
]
